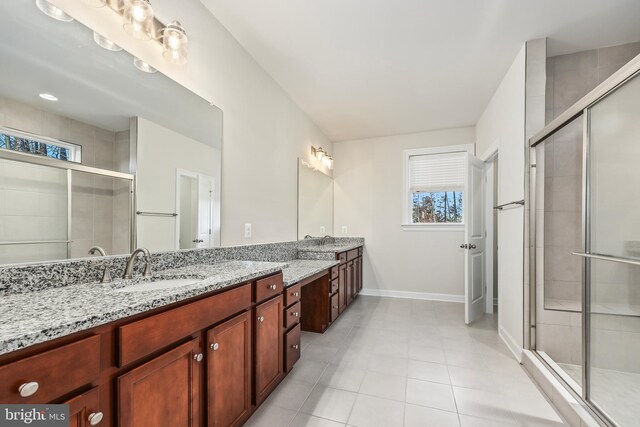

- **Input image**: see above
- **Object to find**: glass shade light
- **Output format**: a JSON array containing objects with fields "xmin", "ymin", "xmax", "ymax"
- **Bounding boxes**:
[
  {"xmin": 93, "ymin": 32, "xmax": 122, "ymax": 51},
  {"xmin": 123, "ymin": 0, "xmax": 154, "ymax": 41},
  {"xmin": 133, "ymin": 57, "xmax": 157, "ymax": 73},
  {"xmin": 82, "ymin": 0, "xmax": 107, "ymax": 7},
  {"xmin": 36, "ymin": 0, "xmax": 73, "ymax": 22},
  {"xmin": 162, "ymin": 21, "xmax": 188, "ymax": 65}
]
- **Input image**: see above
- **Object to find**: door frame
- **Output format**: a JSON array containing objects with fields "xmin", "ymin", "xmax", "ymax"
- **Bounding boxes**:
[
  {"xmin": 175, "ymin": 169, "xmax": 216, "ymax": 250},
  {"xmin": 479, "ymin": 141, "xmax": 500, "ymax": 316}
]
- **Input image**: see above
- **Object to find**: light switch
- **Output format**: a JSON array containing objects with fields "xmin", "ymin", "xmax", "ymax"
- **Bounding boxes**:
[
  {"xmin": 341, "ymin": 226, "xmax": 348, "ymax": 234},
  {"xmin": 320, "ymin": 226, "xmax": 326, "ymax": 234},
  {"xmin": 244, "ymin": 223, "xmax": 252, "ymax": 238}
]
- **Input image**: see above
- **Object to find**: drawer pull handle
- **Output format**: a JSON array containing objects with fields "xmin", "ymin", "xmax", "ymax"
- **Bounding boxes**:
[
  {"xmin": 268, "ymin": 284, "xmax": 277, "ymax": 290},
  {"xmin": 333, "ymin": 305, "xmax": 338, "ymax": 309},
  {"xmin": 210, "ymin": 342, "xmax": 219, "ymax": 351},
  {"xmin": 88, "ymin": 412, "xmax": 104, "ymax": 426},
  {"xmin": 258, "ymin": 316, "xmax": 265, "ymax": 323},
  {"xmin": 292, "ymin": 292, "xmax": 299, "ymax": 297},
  {"xmin": 18, "ymin": 382, "xmax": 39, "ymax": 398},
  {"xmin": 194, "ymin": 353, "xmax": 204, "ymax": 362},
  {"xmin": 291, "ymin": 344, "xmax": 299, "ymax": 350},
  {"xmin": 292, "ymin": 312, "xmax": 299, "ymax": 317}
]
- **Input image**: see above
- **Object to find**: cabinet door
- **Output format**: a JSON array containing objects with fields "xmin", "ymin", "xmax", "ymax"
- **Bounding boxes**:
[
  {"xmin": 118, "ymin": 338, "xmax": 202, "ymax": 427},
  {"xmin": 254, "ymin": 296, "xmax": 283, "ymax": 405},
  {"xmin": 355, "ymin": 258, "xmax": 362, "ymax": 294},
  {"xmin": 65, "ymin": 387, "xmax": 103, "ymax": 427},
  {"xmin": 207, "ymin": 312, "xmax": 251, "ymax": 427},
  {"xmin": 346, "ymin": 261, "xmax": 354, "ymax": 306},
  {"xmin": 338, "ymin": 264, "xmax": 347, "ymax": 314}
]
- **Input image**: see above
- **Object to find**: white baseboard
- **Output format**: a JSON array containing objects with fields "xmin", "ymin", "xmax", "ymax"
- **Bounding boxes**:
[
  {"xmin": 359, "ymin": 288, "xmax": 464, "ymax": 303},
  {"xmin": 499, "ymin": 325, "xmax": 523, "ymax": 363}
]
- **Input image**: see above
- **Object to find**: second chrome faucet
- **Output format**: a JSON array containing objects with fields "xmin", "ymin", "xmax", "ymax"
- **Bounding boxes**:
[{"xmin": 123, "ymin": 248, "xmax": 153, "ymax": 280}]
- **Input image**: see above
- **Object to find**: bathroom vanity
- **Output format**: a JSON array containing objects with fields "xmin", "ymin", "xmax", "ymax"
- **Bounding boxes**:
[{"xmin": 0, "ymin": 240, "xmax": 364, "ymax": 427}]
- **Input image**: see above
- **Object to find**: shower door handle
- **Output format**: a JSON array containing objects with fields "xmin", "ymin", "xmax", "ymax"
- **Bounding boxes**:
[{"xmin": 460, "ymin": 244, "xmax": 468, "ymax": 249}]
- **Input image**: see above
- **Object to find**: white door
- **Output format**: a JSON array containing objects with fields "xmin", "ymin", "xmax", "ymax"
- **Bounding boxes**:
[
  {"xmin": 196, "ymin": 175, "xmax": 214, "ymax": 248},
  {"xmin": 463, "ymin": 154, "xmax": 486, "ymax": 324}
]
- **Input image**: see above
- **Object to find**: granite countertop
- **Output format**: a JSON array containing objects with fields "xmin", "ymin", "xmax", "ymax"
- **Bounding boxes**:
[
  {"xmin": 0, "ymin": 260, "xmax": 286, "ymax": 356},
  {"xmin": 282, "ymin": 259, "xmax": 340, "ymax": 286},
  {"xmin": 297, "ymin": 242, "xmax": 363, "ymax": 254}
]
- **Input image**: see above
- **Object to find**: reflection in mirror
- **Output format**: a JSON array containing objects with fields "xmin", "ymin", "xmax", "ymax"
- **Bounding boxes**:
[
  {"xmin": 297, "ymin": 159, "xmax": 333, "ymax": 239},
  {"xmin": 0, "ymin": 1, "xmax": 223, "ymax": 264}
]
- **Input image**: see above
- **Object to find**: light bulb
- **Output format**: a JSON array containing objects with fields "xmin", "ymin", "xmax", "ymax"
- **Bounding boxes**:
[
  {"xmin": 123, "ymin": 0, "xmax": 154, "ymax": 41},
  {"xmin": 162, "ymin": 21, "xmax": 188, "ymax": 65}
]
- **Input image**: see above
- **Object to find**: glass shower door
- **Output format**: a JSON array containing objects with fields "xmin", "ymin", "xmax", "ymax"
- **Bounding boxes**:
[{"xmin": 585, "ymin": 72, "xmax": 640, "ymax": 426}]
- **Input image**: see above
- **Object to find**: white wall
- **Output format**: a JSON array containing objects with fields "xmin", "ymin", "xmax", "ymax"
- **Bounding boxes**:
[
  {"xmin": 333, "ymin": 127, "xmax": 475, "ymax": 301},
  {"xmin": 476, "ymin": 45, "xmax": 526, "ymax": 358},
  {"xmin": 136, "ymin": 117, "xmax": 221, "ymax": 252},
  {"xmin": 50, "ymin": 0, "xmax": 332, "ymax": 246}
]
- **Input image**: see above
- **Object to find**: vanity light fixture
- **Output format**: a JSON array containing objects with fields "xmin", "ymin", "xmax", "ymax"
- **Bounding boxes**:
[
  {"xmin": 39, "ymin": 93, "xmax": 59, "ymax": 101},
  {"xmin": 123, "ymin": 0, "xmax": 154, "ymax": 41},
  {"xmin": 311, "ymin": 146, "xmax": 333, "ymax": 169},
  {"xmin": 35, "ymin": 0, "xmax": 74, "ymax": 22},
  {"xmin": 133, "ymin": 57, "xmax": 157, "ymax": 73},
  {"xmin": 93, "ymin": 31, "xmax": 123, "ymax": 51},
  {"xmin": 162, "ymin": 21, "xmax": 188, "ymax": 65}
]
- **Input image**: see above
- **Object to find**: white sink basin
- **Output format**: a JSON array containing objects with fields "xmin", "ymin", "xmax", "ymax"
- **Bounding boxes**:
[{"xmin": 114, "ymin": 278, "xmax": 201, "ymax": 293}]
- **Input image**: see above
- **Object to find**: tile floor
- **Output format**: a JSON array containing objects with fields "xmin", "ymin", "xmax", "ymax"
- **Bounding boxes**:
[{"xmin": 245, "ymin": 296, "xmax": 569, "ymax": 427}]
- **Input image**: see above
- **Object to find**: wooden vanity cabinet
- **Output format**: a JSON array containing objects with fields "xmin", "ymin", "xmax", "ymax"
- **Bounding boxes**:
[
  {"xmin": 254, "ymin": 295, "xmax": 284, "ymax": 405},
  {"xmin": 117, "ymin": 337, "xmax": 202, "ymax": 427},
  {"xmin": 65, "ymin": 387, "xmax": 102, "ymax": 427},
  {"xmin": 338, "ymin": 263, "xmax": 347, "ymax": 314},
  {"xmin": 206, "ymin": 312, "xmax": 251, "ymax": 427},
  {"xmin": 346, "ymin": 260, "xmax": 354, "ymax": 306}
]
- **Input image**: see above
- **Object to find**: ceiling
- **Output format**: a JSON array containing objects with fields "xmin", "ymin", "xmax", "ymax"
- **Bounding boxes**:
[
  {"xmin": 201, "ymin": 0, "xmax": 640, "ymax": 142},
  {"xmin": 0, "ymin": 1, "xmax": 222, "ymax": 148}
]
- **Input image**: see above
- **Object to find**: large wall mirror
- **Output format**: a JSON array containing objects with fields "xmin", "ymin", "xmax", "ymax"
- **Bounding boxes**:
[
  {"xmin": 0, "ymin": 1, "xmax": 222, "ymax": 265},
  {"xmin": 297, "ymin": 159, "xmax": 333, "ymax": 239}
]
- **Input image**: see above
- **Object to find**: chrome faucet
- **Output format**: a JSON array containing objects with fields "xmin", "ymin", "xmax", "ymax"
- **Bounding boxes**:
[
  {"xmin": 320, "ymin": 235, "xmax": 333, "ymax": 247},
  {"xmin": 123, "ymin": 248, "xmax": 152, "ymax": 280},
  {"xmin": 88, "ymin": 246, "xmax": 111, "ymax": 283}
]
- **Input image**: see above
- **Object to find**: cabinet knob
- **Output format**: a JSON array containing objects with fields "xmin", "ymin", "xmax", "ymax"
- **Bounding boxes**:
[
  {"xmin": 88, "ymin": 412, "xmax": 104, "ymax": 426},
  {"xmin": 194, "ymin": 353, "xmax": 204, "ymax": 362},
  {"xmin": 293, "ymin": 292, "xmax": 299, "ymax": 297},
  {"xmin": 333, "ymin": 305, "xmax": 338, "ymax": 309},
  {"xmin": 268, "ymin": 284, "xmax": 277, "ymax": 290},
  {"xmin": 292, "ymin": 312, "xmax": 299, "ymax": 317},
  {"xmin": 18, "ymin": 382, "xmax": 39, "ymax": 397},
  {"xmin": 210, "ymin": 342, "xmax": 219, "ymax": 351},
  {"xmin": 291, "ymin": 344, "xmax": 299, "ymax": 350},
  {"xmin": 257, "ymin": 316, "xmax": 265, "ymax": 323}
]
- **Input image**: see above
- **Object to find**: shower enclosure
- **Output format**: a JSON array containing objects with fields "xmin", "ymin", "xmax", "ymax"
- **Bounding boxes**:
[
  {"xmin": 531, "ymin": 57, "xmax": 640, "ymax": 426},
  {"xmin": 0, "ymin": 143, "xmax": 134, "ymax": 265}
]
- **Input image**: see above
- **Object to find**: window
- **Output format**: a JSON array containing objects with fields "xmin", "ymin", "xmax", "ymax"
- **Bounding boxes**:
[
  {"xmin": 0, "ymin": 127, "xmax": 81, "ymax": 163},
  {"xmin": 403, "ymin": 146, "xmax": 470, "ymax": 226}
]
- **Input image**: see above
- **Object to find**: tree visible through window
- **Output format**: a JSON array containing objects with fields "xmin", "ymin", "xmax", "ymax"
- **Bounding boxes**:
[
  {"xmin": 412, "ymin": 191, "xmax": 462, "ymax": 223},
  {"xmin": 0, "ymin": 131, "xmax": 79, "ymax": 162}
]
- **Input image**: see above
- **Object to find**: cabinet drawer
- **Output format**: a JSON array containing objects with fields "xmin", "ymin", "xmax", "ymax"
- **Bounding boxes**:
[
  {"xmin": 0, "ymin": 335, "xmax": 100, "ymax": 404},
  {"xmin": 330, "ymin": 293, "xmax": 339, "ymax": 323},
  {"xmin": 284, "ymin": 283, "xmax": 302, "ymax": 307},
  {"xmin": 330, "ymin": 279, "xmax": 339, "ymax": 295},
  {"xmin": 284, "ymin": 324, "xmax": 301, "ymax": 373},
  {"xmin": 284, "ymin": 301, "xmax": 301, "ymax": 330},
  {"xmin": 255, "ymin": 273, "xmax": 283, "ymax": 304},
  {"xmin": 347, "ymin": 249, "xmax": 359, "ymax": 261},
  {"xmin": 118, "ymin": 283, "xmax": 251, "ymax": 366},
  {"xmin": 330, "ymin": 266, "xmax": 339, "ymax": 281},
  {"xmin": 337, "ymin": 252, "xmax": 347, "ymax": 264}
]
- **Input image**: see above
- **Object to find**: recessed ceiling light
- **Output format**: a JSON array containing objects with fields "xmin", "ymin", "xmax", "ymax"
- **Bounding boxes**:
[
  {"xmin": 133, "ymin": 57, "xmax": 157, "ymax": 74},
  {"xmin": 93, "ymin": 32, "xmax": 122, "ymax": 52},
  {"xmin": 39, "ymin": 93, "xmax": 58, "ymax": 101},
  {"xmin": 35, "ymin": 0, "xmax": 73, "ymax": 22}
]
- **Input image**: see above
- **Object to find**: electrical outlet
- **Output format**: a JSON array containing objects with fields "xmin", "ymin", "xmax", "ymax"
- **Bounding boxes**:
[
  {"xmin": 320, "ymin": 226, "xmax": 326, "ymax": 234},
  {"xmin": 244, "ymin": 223, "xmax": 252, "ymax": 238},
  {"xmin": 341, "ymin": 226, "xmax": 348, "ymax": 234}
]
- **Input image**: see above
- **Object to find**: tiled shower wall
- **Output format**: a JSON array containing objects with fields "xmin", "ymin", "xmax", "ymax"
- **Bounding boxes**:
[
  {"xmin": 537, "ymin": 42, "xmax": 640, "ymax": 368},
  {"xmin": 0, "ymin": 96, "xmax": 131, "ymax": 263}
]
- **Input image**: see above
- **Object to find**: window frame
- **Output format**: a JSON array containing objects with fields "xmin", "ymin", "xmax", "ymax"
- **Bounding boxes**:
[
  {"xmin": 0, "ymin": 126, "xmax": 82, "ymax": 163},
  {"xmin": 402, "ymin": 144, "xmax": 474, "ymax": 230}
]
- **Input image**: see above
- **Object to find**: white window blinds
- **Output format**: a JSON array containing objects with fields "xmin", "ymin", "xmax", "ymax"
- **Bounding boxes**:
[{"xmin": 409, "ymin": 152, "xmax": 465, "ymax": 193}]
